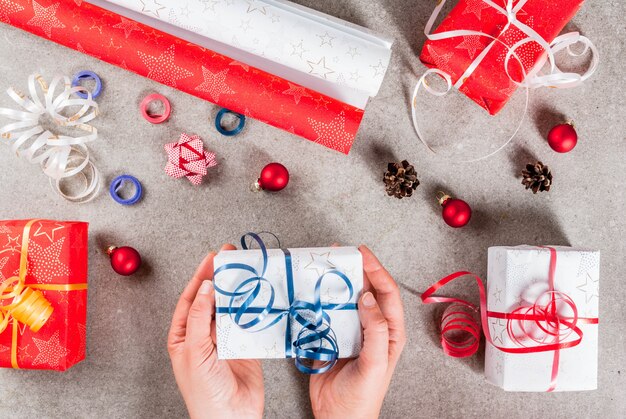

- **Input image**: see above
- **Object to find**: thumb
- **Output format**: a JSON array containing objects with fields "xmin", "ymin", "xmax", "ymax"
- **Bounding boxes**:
[
  {"xmin": 186, "ymin": 280, "xmax": 216, "ymax": 358},
  {"xmin": 356, "ymin": 292, "xmax": 389, "ymax": 377}
]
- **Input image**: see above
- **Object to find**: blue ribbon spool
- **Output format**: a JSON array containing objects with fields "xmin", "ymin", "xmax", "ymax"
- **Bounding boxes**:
[
  {"xmin": 215, "ymin": 108, "xmax": 246, "ymax": 136},
  {"xmin": 110, "ymin": 175, "xmax": 143, "ymax": 206},
  {"xmin": 72, "ymin": 70, "xmax": 103, "ymax": 100},
  {"xmin": 214, "ymin": 233, "xmax": 357, "ymax": 374}
]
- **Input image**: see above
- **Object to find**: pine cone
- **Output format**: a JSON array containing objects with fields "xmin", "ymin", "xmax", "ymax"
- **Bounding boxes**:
[
  {"xmin": 383, "ymin": 160, "xmax": 420, "ymax": 199},
  {"xmin": 522, "ymin": 161, "xmax": 553, "ymax": 193}
]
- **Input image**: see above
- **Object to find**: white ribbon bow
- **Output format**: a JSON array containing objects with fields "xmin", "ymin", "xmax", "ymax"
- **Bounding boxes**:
[
  {"xmin": 0, "ymin": 74, "xmax": 101, "ymax": 202},
  {"xmin": 412, "ymin": 0, "xmax": 599, "ymax": 162}
]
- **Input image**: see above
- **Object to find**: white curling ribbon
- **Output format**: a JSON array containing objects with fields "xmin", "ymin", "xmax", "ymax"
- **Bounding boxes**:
[
  {"xmin": 0, "ymin": 74, "xmax": 101, "ymax": 202},
  {"xmin": 412, "ymin": 0, "xmax": 599, "ymax": 162}
]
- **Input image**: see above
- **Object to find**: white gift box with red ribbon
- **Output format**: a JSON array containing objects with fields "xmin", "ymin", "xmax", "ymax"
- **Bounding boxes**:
[{"xmin": 485, "ymin": 246, "xmax": 600, "ymax": 392}]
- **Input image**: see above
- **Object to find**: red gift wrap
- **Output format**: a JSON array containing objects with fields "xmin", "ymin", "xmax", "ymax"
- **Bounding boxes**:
[
  {"xmin": 0, "ymin": 219, "xmax": 88, "ymax": 371},
  {"xmin": 420, "ymin": 0, "xmax": 585, "ymax": 115},
  {"xmin": 1, "ymin": 0, "xmax": 364, "ymax": 154}
]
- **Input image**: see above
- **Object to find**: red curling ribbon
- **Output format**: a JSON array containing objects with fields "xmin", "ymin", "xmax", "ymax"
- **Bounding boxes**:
[{"xmin": 421, "ymin": 247, "xmax": 599, "ymax": 392}]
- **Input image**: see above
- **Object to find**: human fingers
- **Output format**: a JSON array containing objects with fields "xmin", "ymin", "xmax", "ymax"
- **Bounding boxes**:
[
  {"xmin": 185, "ymin": 280, "xmax": 217, "ymax": 361},
  {"xmin": 355, "ymin": 291, "xmax": 389, "ymax": 378},
  {"xmin": 168, "ymin": 244, "xmax": 236, "ymax": 353},
  {"xmin": 168, "ymin": 251, "xmax": 217, "ymax": 354},
  {"xmin": 358, "ymin": 246, "xmax": 406, "ymax": 360}
]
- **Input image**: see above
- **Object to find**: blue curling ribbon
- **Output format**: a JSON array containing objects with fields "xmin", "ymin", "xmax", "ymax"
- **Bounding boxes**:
[{"xmin": 214, "ymin": 233, "xmax": 357, "ymax": 374}]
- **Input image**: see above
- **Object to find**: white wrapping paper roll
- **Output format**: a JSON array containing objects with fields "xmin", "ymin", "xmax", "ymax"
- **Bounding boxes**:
[{"xmin": 88, "ymin": 0, "xmax": 393, "ymax": 109}]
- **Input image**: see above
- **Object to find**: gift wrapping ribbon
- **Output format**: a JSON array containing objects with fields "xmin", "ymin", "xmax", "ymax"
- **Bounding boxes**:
[
  {"xmin": 411, "ymin": 0, "xmax": 599, "ymax": 162},
  {"xmin": 421, "ymin": 246, "xmax": 599, "ymax": 391},
  {"xmin": 214, "ymin": 233, "xmax": 357, "ymax": 374},
  {"xmin": 0, "ymin": 220, "xmax": 88, "ymax": 369},
  {"xmin": 0, "ymin": 74, "xmax": 101, "ymax": 202}
]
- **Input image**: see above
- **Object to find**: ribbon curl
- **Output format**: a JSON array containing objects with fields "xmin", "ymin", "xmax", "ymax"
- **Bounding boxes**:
[
  {"xmin": 412, "ymin": 0, "xmax": 599, "ymax": 162},
  {"xmin": 0, "ymin": 74, "xmax": 101, "ymax": 202},
  {"xmin": 214, "ymin": 233, "xmax": 357, "ymax": 374},
  {"xmin": 421, "ymin": 247, "xmax": 598, "ymax": 391}
]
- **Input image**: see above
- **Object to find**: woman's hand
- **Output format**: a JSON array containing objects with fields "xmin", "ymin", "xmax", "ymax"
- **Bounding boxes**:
[
  {"xmin": 309, "ymin": 245, "xmax": 406, "ymax": 419},
  {"xmin": 168, "ymin": 245, "xmax": 264, "ymax": 419}
]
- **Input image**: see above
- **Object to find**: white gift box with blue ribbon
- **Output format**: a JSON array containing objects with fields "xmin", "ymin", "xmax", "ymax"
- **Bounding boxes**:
[{"xmin": 214, "ymin": 234, "xmax": 363, "ymax": 374}]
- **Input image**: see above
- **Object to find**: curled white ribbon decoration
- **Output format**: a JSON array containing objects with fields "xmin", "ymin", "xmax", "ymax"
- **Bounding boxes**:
[
  {"xmin": 0, "ymin": 74, "xmax": 100, "ymax": 202},
  {"xmin": 412, "ymin": 0, "xmax": 599, "ymax": 162}
]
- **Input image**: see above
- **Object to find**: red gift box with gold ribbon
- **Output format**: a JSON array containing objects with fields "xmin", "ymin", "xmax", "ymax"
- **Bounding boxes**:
[{"xmin": 0, "ymin": 219, "xmax": 88, "ymax": 371}]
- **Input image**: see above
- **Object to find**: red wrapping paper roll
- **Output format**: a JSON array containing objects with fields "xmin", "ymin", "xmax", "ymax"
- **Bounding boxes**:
[{"xmin": 1, "ymin": 0, "xmax": 364, "ymax": 153}]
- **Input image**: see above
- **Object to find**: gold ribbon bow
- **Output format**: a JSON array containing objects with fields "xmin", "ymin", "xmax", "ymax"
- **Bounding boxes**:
[{"xmin": 0, "ymin": 219, "xmax": 88, "ymax": 369}]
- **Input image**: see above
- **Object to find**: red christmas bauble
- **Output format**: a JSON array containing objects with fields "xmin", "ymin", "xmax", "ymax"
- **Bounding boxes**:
[
  {"xmin": 107, "ymin": 246, "xmax": 142, "ymax": 276},
  {"xmin": 257, "ymin": 163, "xmax": 289, "ymax": 192},
  {"xmin": 438, "ymin": 193, "xmax": 472, "ymax": 228},
  {"xmin": 548, "ymin": 123, "xmax": 577, "ymax": 153}
]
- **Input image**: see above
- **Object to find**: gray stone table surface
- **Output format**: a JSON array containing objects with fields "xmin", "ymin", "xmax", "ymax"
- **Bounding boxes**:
[{"xmin": 0, "ymin": 0, "xmax": 624, "ymax": 418}]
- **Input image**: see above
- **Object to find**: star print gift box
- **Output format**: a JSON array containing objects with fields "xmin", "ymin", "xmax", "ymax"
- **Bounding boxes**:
[
  {"xmin": 213, "ymin": 236, "xmax": 362, "ymax": 373},
  {"xmin": 0, "ymin": 220, "xmax": 88, "ymax": 371},
  {"xmin": 485, "ymin": 246, "xmax": 599, "ymax": 391},
  {"xmin": 420, "ymin": 0, "xmax": 586, "ymax": 114}
]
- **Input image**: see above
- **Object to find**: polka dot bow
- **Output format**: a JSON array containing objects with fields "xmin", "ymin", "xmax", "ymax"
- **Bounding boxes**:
[{"xmin": 164, "ymin": 133, "xmax": 218, "ymax": 185}]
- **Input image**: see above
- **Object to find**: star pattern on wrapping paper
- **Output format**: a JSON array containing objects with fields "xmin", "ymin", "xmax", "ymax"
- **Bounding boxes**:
[
  {"xmin": 27, "ymin": 1, "xmax": 65, "ymax": 38},
  {"xmin": 229, "ymin": 60, "xmax": 250, "ymax": 72},
  {"xmin": 3, "ymin": 234, "xmax": 20, "ymax": 252},
  {"xmin": 195, "ymin": 67, "xmax": 235, "ymax": 102},
  {"xmin": 0, "ymin": 344, "xmax": 9, "ymax": 354},
  {"xmin": 0, "ymin": 0, "xmax": 24, "ymax": 24},
  {"xmin": 201, "ymin": 0, "xmax": 220, "ymax": 13},
  {"xmin": 246, "ymin": 0, "xmax": 267, "ymax": 15},
  {"xmin": 456, "ymin": 36, "xmax": 484, "ymax": 60},
  {"xmin": 463, "ymin": 0, "xmax": 491, "ymax": 20},
  {"xmin": 0, "ymin": 257, "xmax": 7, "ymax": 281},
  {"xmin": 290, "ymin": 41, "xmax": 307, "ymax": 59},
  {"xmin": 17, "ymin": 344, "xmax": 33, "ymax": 364},
  {"xmin": 323, "ymin": 288, "xmax": 340, "ymax": 303},
  {"xmin": 490, "ymin": 318, "xmax": 506, "ymax": 345},
  {"xmin": 317, "ymin": 31, "xmax": 335, "ymax": 47},
  {"xmin": 370, "ymin": 60, "xmax": 387, "ymax": 77},
  {"xmin": 307, "ymin": 57, "xmax": 334, "ymax": 79},
  {"xmin": 495, "ymin": 17, "xmax": 542, "ymax": 72},
  {"xmin": 282, "ymin": 82, "xmax": 312, "ymax": 105},
  {"xmin": 164, "ymin": 133, "xmax": 218, "ymax": 185},
  {"xmin": 112, "ymin": 17, "xmax": 143, "ymax": 38},
  {"xmin": 32, "ymin": 330, "xmax": 69, "ymax": 368},
  {"xmin": 137, "ymin": 45, "xmax": 193, "ymax": 87},
  {"xmin": 426, "ymin": 45, "xmax": 454, "ymax": 76},
  {"xmin": 491, "ymin": 286, "xmax": 503, "ymax": 304},
  {"xmin": 346, "ymin": 46, "xmax": 359, "ymax": 59},
  {"xmin": 140, "ymin": 0, "xmax": 166, "ymax": 17},
  {"xmin": 26, "ymin": 237, "xmax": 71, "ymax": 283},
  {"xmin": 263, "ymin": 343, "xmax": 279, "ymax": 358},
  {"xmin": 303, "ymin": 252, "xmax": 336, "ymax": 278},
  {"xmin": 577, "ymin": 252, "xmax": 598, "ymax": 278},
  {"xmin": 577, "ymin": 273, "xmax": 599, "ymax": 303},
  {"xmin": 315, "ymin": 96, "xmax": 330, "ymax": 110},
  {"xmin": 308, "ymin": 111, "xmax": 353, "ymax": 153},
  {"xmin": 33, "ymin": 221, "xmax": 64, "ymax": 243}
]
